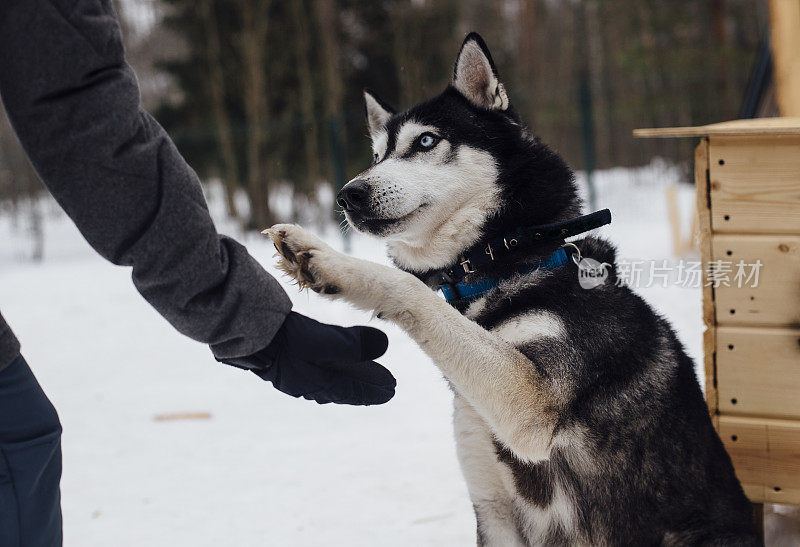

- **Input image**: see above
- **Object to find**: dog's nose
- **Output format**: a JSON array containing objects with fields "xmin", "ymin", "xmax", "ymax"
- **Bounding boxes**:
[{"xmin": 337, "ymin": 179, "xmax": 370, "ymax": 212}]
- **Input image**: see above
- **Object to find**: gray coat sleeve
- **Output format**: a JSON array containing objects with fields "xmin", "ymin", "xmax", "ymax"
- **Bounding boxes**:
[{"xmin": 0, "ymin": 0, "xmax": 292, "ymax": 359}]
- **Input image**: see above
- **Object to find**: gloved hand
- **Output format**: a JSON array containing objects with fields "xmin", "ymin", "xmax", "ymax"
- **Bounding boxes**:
[{"xmin": 219, "ymin": 312, "xmax": 395, "ymax": 405}]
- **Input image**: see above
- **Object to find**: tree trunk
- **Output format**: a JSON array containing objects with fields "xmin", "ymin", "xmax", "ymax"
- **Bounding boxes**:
[
  {"xmin": 237, "ymin": 0, "xmax": 272, "ymax": 229},
  {"xmin": 391, "ymin": 1, "xmax": 420, "ymax": 106},
  {"xmin": 711, "ymin": 0, "xmax": 735, "ymax": 115},
  {"xmin": 314, "ymin": 0, "xmax": 347, "ymax": 222},
  {"xmin": 201, "ymin": 0, "xmax": 241, "ymax": 220},
  {"xmin": 291, "ymin": 0, "xmax": 320, "ymax": 199},
  {"xmin": 315, "ymin": 0, "xmax": 343, "ymax": 124},
  {"xmin": 585, "ymin": 0, "xmax": 613, "ymax": 169}
]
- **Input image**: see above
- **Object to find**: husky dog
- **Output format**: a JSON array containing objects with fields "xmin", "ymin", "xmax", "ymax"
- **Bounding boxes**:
[{"xmin": 267, "ymin": 33, "xmax": 759, "ymax": 545}]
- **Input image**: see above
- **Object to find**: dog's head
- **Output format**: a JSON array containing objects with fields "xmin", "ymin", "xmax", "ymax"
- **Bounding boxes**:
[{"xmin": 338, "ymin": 33, "xmax": 580, "ymax": 273}]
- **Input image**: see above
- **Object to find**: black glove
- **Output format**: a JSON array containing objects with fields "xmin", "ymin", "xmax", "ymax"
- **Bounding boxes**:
[{"xmin": 219, "ymin": 312, "xmax": 395, "ymax": 405}]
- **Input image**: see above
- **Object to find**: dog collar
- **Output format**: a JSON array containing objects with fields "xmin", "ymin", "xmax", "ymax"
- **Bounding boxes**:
[
  {"xmin": 440, "ymin": 246, "xmax": 570, "ymax": 304},
  {"xmin": 437, "ymin": 208, "xmax": 612, "ymax": 305}
]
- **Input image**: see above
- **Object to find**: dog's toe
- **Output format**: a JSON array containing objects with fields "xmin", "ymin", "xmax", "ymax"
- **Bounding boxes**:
[{"xmin": 266, "ymin": 225, "xmax": 341, "ymax": 294}]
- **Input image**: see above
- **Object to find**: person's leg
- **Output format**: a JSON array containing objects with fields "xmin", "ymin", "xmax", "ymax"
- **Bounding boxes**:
[{"xmin": 0, "ymin": 354, "xmax": 63, "ymax": 547}]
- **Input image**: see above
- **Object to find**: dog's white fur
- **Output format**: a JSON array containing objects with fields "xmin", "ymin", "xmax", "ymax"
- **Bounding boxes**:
[
  {"xmin": 364, "ymin": 91, "xmax": 393, "ymax": 142},
  {"xmin": 491, "ymin": 311, "xmax": 566, "ymax": 346},
  {"xmin": 358, "ymin": 112, "xmax": 503, "ymax": 271},
  {"xmin": 518, "ymin": 481, "xmax": 577, "ymax": 545}
]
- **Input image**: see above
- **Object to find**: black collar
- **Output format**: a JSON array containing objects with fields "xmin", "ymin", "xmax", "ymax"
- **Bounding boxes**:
[{"xmin": 438, "ymin": 208, "xmax": 612, "ymax": 288}]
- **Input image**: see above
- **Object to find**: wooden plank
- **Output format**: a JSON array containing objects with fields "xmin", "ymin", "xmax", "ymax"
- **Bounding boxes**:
[
  {"xmin": 716, "ymin": 326, "xmax": 800, "ymax": 418},
  {"xmin": 666, "ymin": 185, "xmax": 684, "ymax": 256},
  {"xmin": 707, "ymin": 136, "xmax": 800, "ymax": 233},
  {"xmin": 726, "ymin": 450, "xmax": 772, "ymax": 486},
  {"xmin": 718, "ymin": 414, "xmax": 768, "ymax": 451},
  {"xmin": 770, "ymin": 419, "xmax": 800, "ymax": 454},
  {"xmin": 152, "ymin": 411, "xmax": 212, "ymax": 422},
  {"xmin": 718, "ymin": 415, "xmax": 800, "ymax": 498},
  {"xmin": 711, "ymin": 234, "xmax": 800, "ymax": 327},
  {"xmin": 743, "ymin": 483, "xmax": 766, "ymax": 504},
  {"xmin": 765, "ymin": 486, "xmax": 800, "ymax": 505},
  {"xmin": 767, "ymin": 421, "xmax": 800, "ymax": 497},
  {"xmin": 738, "ymin": 485, "xmax": 800, "ymax": 506},
  {"xmin": 696, "ymin": 140, "xmax": 715, "ymax": 329},
  {"xmin": 633, "ymin": 117, "xmax": 800, "ymax": 138},
  {"xmin": 769, "ymin": 0, "xmax": 800, "ymax": 117},
  {"xmin": 703, "ymin": 328, "xmax": 718, "ymax": 415},
  {"xmin": 695, "ymin": 139, "xmax": 718, "ymax": 415}
]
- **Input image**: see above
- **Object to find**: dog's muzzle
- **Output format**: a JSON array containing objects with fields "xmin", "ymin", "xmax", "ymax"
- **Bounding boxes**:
[{"xmin": 337, "ymin": 179, "xmax": 370, "ymax": 213}]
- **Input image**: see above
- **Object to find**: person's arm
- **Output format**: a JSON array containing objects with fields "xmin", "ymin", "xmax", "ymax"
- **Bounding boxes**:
[
  {"xmin": 0, "ymin": 0, "xmax": 395, "ymax": 405},
  {"xmin": 0, "ymin": 0, "xmax": 287, "ymax": 358}
]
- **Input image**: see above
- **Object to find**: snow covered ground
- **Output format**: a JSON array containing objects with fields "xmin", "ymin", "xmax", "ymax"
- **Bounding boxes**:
[{"xmin": 1, "ymin": 163, "xmax": 793, "ymax": 545}]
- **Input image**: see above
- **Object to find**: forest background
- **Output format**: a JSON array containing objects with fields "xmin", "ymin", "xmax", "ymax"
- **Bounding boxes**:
[{"xmin": 0, "ymin": 0, "xmax": 768, "ymax": 240}]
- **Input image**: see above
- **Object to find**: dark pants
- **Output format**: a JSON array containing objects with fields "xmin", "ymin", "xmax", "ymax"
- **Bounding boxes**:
[{"xmin": 0, "ymin": 355, "xmax": 62, "ymax": 547}]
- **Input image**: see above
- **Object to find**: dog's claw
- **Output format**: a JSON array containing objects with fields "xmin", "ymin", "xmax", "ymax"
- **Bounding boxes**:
[
  {"xmin": 266, "ymin": 228, "xmax": 299, "ymax": 264},
  {"xmin": 280, "ymin": 241, "xmax": 296, "ymax": 263},
  {"xmin": 267, "ymin": 225, "xmax": 334, "ymax": 294}
]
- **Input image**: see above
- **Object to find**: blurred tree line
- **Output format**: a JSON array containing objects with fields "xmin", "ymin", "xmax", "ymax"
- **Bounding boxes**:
[
  {"xmin": 156, "ymin": 0, "xmax": 768, "ymax": 228},
  {"xmin": 0, "ymin": 0, "xmax": 769, "ymax": 235}
]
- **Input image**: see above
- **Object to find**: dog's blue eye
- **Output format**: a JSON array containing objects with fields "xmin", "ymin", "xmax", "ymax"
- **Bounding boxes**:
[{"xmin": 418, "ymin": 133, "xmax": 438, "ymax": 149}]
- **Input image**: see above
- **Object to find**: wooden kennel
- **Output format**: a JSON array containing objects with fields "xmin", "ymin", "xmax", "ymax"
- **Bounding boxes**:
[{"xmin": 635, "ymin": 118, "xmax": 800, "ymax": 510}]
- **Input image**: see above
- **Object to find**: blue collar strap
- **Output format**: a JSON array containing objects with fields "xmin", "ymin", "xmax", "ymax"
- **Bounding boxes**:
[{"xmin": 440, "ymin": 246, "xmax": 570, "ymax": 304}]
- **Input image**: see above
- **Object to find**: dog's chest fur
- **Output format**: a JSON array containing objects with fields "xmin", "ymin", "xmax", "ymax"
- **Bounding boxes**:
[
  {"xmin": 454, "ymin": 398, "xmax": 586, "ymax": 545},
  {"xmin": 454, "ymin": 264, "xmax": 587, "ymax": 545}
]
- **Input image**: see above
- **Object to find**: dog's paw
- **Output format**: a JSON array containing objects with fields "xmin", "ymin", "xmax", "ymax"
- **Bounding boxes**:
[{"xmin": 264, "ymin": 224, "xmax": 343, "ymax": 295}]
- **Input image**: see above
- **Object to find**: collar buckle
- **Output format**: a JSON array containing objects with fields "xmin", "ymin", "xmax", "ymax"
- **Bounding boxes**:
[{"xmin": 460, "ymin": 258, "xmax": 475, "ymax": 274}]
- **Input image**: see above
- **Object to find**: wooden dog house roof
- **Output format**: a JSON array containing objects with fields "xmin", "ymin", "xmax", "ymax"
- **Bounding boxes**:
[{"xmin": 633, "ymin": 117, "xmax": 800, "ymax": 138}]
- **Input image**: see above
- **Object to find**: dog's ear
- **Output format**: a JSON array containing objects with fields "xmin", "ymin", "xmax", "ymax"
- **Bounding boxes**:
[
  {"xmin": 452, "ymin": 32, "xmax": 509, "ymax": 111},
  {"xmin": 363, "ymin": 89, "xmax": 395, "ymax": 139}
]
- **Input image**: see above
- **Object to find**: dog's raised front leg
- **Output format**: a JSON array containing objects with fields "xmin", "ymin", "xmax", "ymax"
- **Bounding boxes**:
[{"xmin": 267, "ymin": 224, "xmax": 559, "ymax": 463}]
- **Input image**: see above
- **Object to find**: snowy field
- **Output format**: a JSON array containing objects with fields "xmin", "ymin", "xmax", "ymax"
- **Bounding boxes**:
[{"xmin": 1, "ymin": 163, "xmax": 796, "ymax": 545}]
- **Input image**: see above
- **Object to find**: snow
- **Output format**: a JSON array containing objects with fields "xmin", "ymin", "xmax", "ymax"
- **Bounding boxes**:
[{"xmin": 0, "ymin": 163, "xmax": 792, "ymax": 545}]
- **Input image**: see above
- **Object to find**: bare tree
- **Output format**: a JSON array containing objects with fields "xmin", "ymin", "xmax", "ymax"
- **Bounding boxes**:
[
  {"xmin": 236, "ymin": 0, "xmax": 273, "ymax": 229},
  {"xmin": 314, "ymin": 0, "xmax": 347, "ymax": 212},
  {"xmin": 201, "ymin": 0, "xmax": 242, "ymax": 220},
  {"xmin": 292, "ymin": 0, "xmax": 321, "ymax": 198},
  {"xmin": 392, "ymin": 1, "xmax": 421, "ymax": 106}
]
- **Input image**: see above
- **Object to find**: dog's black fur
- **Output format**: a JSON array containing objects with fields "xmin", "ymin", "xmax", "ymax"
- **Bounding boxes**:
[
  {"xmin": 482, "ymin": 239, "xmax": 757, "ymax": 544},
  {"xmin": 365, "ymin": 33, "xmax": 759, "ymax": 545}
]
